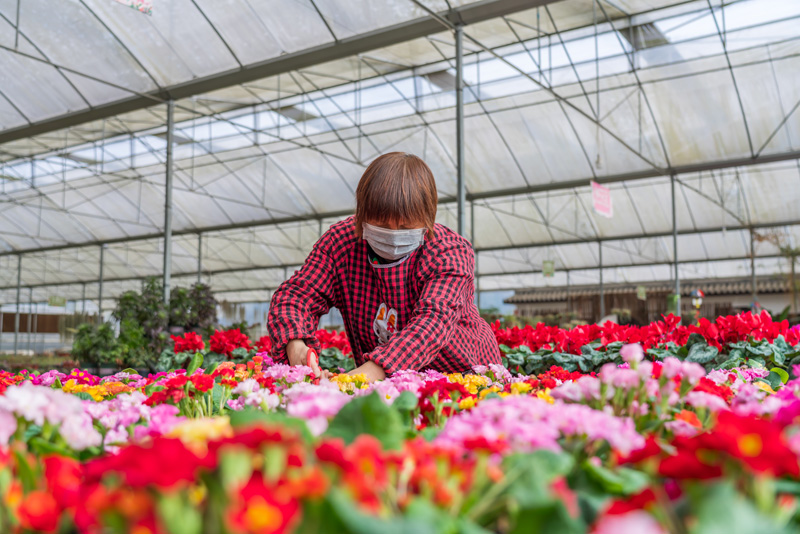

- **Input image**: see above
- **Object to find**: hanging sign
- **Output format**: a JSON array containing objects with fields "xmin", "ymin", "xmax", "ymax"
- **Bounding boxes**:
[
  {"xmin": 636, "ymin": 285, "xmax": 647, "ymax": 301},
  {"xmin": 48, "ymin": 296, "xmax": 66, "ymax": 307},
  {"xmin": 542, "ymin": 260, "xmax": 555, "ymax": 278},
  {"xmin": 591, "ymin": 181, "xmax": 613, "ymax": 218},
  {"xmin": 114, "ymin": 0, "xmax": 153, "ymax": 15}
]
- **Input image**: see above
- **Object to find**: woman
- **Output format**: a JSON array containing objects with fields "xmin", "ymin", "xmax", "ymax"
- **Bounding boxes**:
[{"xmin": 267, "ymin": 152, "xmax": 501, "ymax": 381}]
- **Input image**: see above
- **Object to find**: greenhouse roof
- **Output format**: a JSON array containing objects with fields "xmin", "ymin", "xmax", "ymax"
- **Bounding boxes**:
[{"xmin": 1, "ymin": 0, "xmax": 799, "ymax": 305}]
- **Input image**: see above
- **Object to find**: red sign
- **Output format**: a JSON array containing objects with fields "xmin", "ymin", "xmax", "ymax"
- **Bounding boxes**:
[{"xmin": 591, "ymin": 181, "xmax": 613, "ymax": 218}]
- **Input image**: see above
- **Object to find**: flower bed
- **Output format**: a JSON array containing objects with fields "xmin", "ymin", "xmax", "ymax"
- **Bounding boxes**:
[{"xmin": 1, "ymin": 312, "xmax": 800, "ymax": 533}]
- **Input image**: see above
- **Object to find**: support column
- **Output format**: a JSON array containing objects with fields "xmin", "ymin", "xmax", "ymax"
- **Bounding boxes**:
[
  {"xmin": 163, "ymin": 99, "xmax": 175, "ymax": 304},
  {"xmin": 750, "ymin": 228, "xmax": 757, "ymax": 308},
  {"xmin": 197, "ymin": 233, "xmax": 203, "ymax": 284},
  {"xmin": 671, "ymin": 174, "xmax": 681, "ymax": 318},
  {"xmin": 81, "ymin": 283, "xmax": 86, "ymax": 316},
  {"xmin": 27, "ymin": 287, "xmax": 32, "ymax": 352},
  {"xmin": 164, "ymin": 100, "xmax": 175, "ymax": 304},
  {"xmin": 98, "ymin": 244, "xmax": 105, "ymax": 321},
  {"xmin": 455, "ymin": 24, "xmax": 466, "ymax": 237},
  {"xmin": 598, "ymin": 242, "xmax": 605, "ymax": 321},
  {"xmin": 566, "ymin": 270, "xmax": 571, "ymax": 314},
  {"xmin": 13, "ymin": 255, "xmax": 21, "ymax": 355}
]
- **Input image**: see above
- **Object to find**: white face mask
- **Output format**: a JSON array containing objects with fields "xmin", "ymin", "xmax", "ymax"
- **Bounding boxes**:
[{"xmin": 363, "ymin": 222, "xmax": 426, "ymax": 261}]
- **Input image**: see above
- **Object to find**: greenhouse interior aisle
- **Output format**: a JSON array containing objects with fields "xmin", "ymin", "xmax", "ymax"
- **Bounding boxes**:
[{"xmin": 1, "ymin": 0, "xmax": 800, "ymax": 533}]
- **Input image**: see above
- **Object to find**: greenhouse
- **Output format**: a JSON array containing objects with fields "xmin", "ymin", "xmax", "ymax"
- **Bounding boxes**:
[{"xmin": 1, "ymin": 0, "xmax": 800, "ymax": 532}]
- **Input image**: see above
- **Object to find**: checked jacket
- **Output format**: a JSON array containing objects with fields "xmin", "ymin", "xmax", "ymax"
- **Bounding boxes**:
[{"xmin": 267, "ymin": 216, "xmax": 501, "ymax": 374}]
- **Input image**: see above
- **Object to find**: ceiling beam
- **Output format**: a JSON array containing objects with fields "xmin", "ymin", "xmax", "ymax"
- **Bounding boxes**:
[
  {"xmin": 2, "ymin": 149, "xmax": 799, "ymax": 259},
  {"xmin": 0, "ymin": 0, "xmax": 551, "ymax": 145}
]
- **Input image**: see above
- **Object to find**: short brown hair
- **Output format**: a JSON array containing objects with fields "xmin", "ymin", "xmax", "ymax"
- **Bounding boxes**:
[{"xmin": 354, "ymin": 152, "xmax": 437, "ymax": 239}]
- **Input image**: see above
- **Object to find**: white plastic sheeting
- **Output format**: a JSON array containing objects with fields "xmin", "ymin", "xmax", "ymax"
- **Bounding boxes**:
[{"xmin": 1, "ymin": 0, "xmax": 800, "ymax": 303}]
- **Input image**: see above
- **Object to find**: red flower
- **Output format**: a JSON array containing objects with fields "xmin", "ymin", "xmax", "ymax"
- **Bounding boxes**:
[
  {"xmin": 605, "ymin": 488, "xmax": 656, "ymax": 515},
  {"xmin": 44, "ymin": 456, "xmax": 82, "ymax": 509},
  {"xmin": 17, "ymin": 490, "xmax": 60, "ymax": 533},
  {"xmin": 256, "ymin": 336, "xmax": 273, "ymax": 353},
  {"xmin": 144, "ymin": 387, "xmax": 185, "ymax": 406},
  {"xmin": 84, "ymin": 438, "xmax": 215, "ymax": 489},
  {"xmin": 227, "ymin": 474, "xmax": 300, "ymax": 534},
  {"xmin": 172, "ymin": 332, "xmax": 205, "ymax": 353},
  {"xmin": 693, "ymin": 377, "xmax": 733, "ymax": 402},
  {"xmin": 711, "ymin": 411, "xmax": 800, "ymax": 477},
  {"xmin": 210, "ymin": 329, "xmax": 252, "ymax": 357},
  {"xmin": 190, "ymin": 374, "xmax": 215, "ymax": 393}
]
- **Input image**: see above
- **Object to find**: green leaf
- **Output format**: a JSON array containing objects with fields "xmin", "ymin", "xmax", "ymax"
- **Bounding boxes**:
[
  {"xmin": 685, "ymin": 333, "xmax": 706, "ymax": 350},
  {"xmin": 13, "ymin": 450, "xmax": 37, "ymax": 493},
  {"xmin": 503, "ymin": 451, "xmax": 575, "ymax": 509},
  {"xmin": 420, "ymin": 426, "xmax": 443, "ymax": 442},
  {"xmin": 499, "ymin": 344, "xmax": 512, "ymax": 354},
  {"xmin": 688, "ymin": 481, "xmax": 790, "ymax": 534},
  {"xmin": 392, "ymin": 391, "xmax": 418, "ymax": 412},
  {"xmin": 765, "ymin": 371, "xmax": 783, "ymax": 391},
  {"xmin": 203, "ymin": 361, "xmax": 219, "ymax": 375},
  {"xmin": 582, "ymin": 461, "xmax": 649, "ymax": 496},
  {"xmin": 227, "ymin": 409, "xmax": 314, "ymax": 443},
  {"xmin": 686, "ymin": 343, "xmax": 719, "ymax": 365},
  {"xmin": 121, "ymin": 368, "xmax": 138, "ymax": 374},
  {"xmin": 510, "ymin": 501, "xmax": 585, "ymax": 534},
  {"xmin": 28, "ymin": 437, "xmax": 73, "ymax": 457},
  {"xmin": 326, "ymin": 490, "xmax": 445, "ymax": 534},
  {"xmin": 186, "ymin": 352, "xmax": 203, "ymax": 375},
  {"xmin": 325, "ymin": 392, "xmax": 405, "ymax": 450},
  {"xmin": 23, "ymin": 424, "xmax": 42, "ymax": 443},
  {"xmin": 71, "ymin": 392, "xmax": 94, "ymax": 401},
  {"xmin": 770, "ymin": 367, "xmax": 790, "ymax": 384},
  {"xmin": 156, "ymin": 492, "xmax": 202, "ymax": 534}
]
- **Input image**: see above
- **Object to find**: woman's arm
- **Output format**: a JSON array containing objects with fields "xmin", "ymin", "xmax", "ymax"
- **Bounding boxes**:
[
  {"xmin": 267, "ymin": 235, "xmax": 337, "ymax": 363},
  {"xmin": 367, "ymin": 241, "xmax": 473, "ymax": 374}
]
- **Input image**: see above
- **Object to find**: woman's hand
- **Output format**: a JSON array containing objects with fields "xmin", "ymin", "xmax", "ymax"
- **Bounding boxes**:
[
  {"xmin": 286, "ymin": 339, "xmax": 322, "ymax": 378},
  {"xmin": 286, "ymin": 339, "xmax": 309, "ymax": 366},
  {"xmin": 348, "ymin": 360, "xmax": 386, "ymax": 382}
]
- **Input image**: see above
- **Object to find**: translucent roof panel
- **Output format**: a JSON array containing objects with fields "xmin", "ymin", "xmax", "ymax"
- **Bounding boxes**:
[{"xmin": 2, "ymin": 0, "xmax": 800, "ymax": 306}]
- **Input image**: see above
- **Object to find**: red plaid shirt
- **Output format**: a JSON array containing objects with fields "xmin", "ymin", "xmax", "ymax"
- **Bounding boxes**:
[{"xmin": 267, "ymin": 217, "xmax": 500, "ymax": 374}]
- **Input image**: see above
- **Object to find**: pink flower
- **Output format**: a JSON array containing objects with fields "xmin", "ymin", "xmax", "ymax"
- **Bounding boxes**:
[
  {"xmin": 593, "ymin": 511, "xmax": 665, "ymax": 534},
  {"xmin": 621, "ymin": 344, "xmax": 644, "ymax": 365},
  {"xmin": 685, "ymin": 391, "xmax": 728, "ymax": 412},
  {"xmin": 435, "ymin": 396, "xmax": 644, "ymax": 456}
]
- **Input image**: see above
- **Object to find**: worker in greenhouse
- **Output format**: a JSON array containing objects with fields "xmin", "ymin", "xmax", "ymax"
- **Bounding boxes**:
[{"xmin": 267, "ymin": 152, "xmax": 501, "ymax": 381}]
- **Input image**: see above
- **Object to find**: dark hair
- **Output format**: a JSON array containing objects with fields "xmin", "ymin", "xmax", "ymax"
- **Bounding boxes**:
[{"xmin": 354, "ymin": 152, "xmax": 438, "ymax": 239}]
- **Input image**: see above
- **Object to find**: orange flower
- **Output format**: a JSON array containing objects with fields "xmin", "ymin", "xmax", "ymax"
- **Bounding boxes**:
[
  {"xmin": 675, "ymin": 409, "xmax": 702, "ymax": 428},
  {"xmin": 17, "ymin": 490, "xmax": 61, "ymax": 533},
  {"xmin": 227, "ymin": 474, "xmax": 300, "ymax": 534}
]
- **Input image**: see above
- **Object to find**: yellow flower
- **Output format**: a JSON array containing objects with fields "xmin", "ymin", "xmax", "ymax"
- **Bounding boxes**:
[
  {"xmin": 331, "ymin": 373, "xmax": 369, "ymax": 392},
  {"xmin": 509, "ymin": 382, "xmax": 533, "ymax": 395},
  {"xmin": 61, "ymin": 379, "xmax": 131, "ymax": 401},
  {"xmin": 446, "ymin": 373, "xmax": 490, "ymax": 394},
  {"xmin": 754, "ymin": 381, "xmax": 776, "ymax": 395},
  {"xmin": 458, "ymin": 397, "xmax": 477, "ymax": 410},
  {"xmin": 167, "ymin": 416, "xmax": 233, "ymax": 454},
  {"xmin": 537, "ymin": 389, "xmax": 555, "ymax": 404},
  {"xmin": 479, "ymin": 386, "xmax": 502, "ymax": 399}
]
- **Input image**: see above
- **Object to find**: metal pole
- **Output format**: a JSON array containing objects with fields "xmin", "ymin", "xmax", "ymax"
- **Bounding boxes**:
[
  {"xmin": 27, "ymin": 287, "xmax": 32, "ymax": 353},
  {"xmin": 671, "ymin": 174, "xmax": 681, "ymax": 317},
  {"xmin": 13, "ymin": 255, "xmax": 21, "ymax": 355},
  {"xmin": 455, "ymin": 24, "xmax": 466, "ymax": 237},
  {"xmin": 0, "ymin": 311, "xmax": 3, "ymax": 352},
  {"xmin": 81, "ymin": 282, "xmax": 86, "ymax": 316},
  {"xmin": 98, "ymin": 244, "xmax": 105, "ymax": 321},
  {"xmin": 598, "ymin": 242, "xmax": 605, "ymax": 320},
  {"xmin": 750, "ymin": 228, "xmax": 757, "ymax": 308},
  {"xmin": 197, "ymin": 233, "xmax": 203, "ymax": 284},
  {"xmin": 566, "ymin": 270, "xmax": 571, "ymax": 314},
  {"xmin": 164, "ymin": 99, "xmax": 175, "ymax": 304}
]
